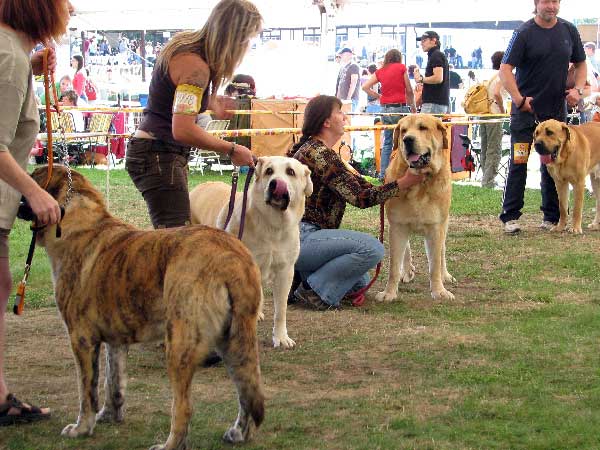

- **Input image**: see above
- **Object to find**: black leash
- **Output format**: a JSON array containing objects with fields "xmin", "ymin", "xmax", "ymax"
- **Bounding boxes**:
[
  {"xmin": 237, "ymin": 167, "xmax": 254, "ymax": 240},
  {"xmin": 223, "ymin": 169, "xmax": 239, "ymax": 230},
  {"xmin": 223, "ymin": 162, "xmax": 256, "ymax": 240},
  {"xmin": 13, "ymin": 230, "xmax": 37, "ymax": 315},
  {"xmin": 13, "ymin": 200, "xmax": 64, "ymax": 315}
]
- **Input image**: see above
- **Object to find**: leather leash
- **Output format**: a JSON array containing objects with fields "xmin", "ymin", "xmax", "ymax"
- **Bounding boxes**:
[
  {"xmin": 14, "ymin": 48, "xmax": 60, "ymax": 315},
  {"xmin": 42, "ymin": 48, "xmax": 59, "ymax": 188},
  {"xmin": 347, "ymin": 203, "xmax": 385, "ymax": 307},
  {"xmin": 223, "ymin": 160, "xmax": 256, "ymax": 240}
]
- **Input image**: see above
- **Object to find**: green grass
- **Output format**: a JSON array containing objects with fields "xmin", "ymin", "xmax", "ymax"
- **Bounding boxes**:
[{"xmin": 3, "ymin": 166, "xmax": 600, "ymax": 450}]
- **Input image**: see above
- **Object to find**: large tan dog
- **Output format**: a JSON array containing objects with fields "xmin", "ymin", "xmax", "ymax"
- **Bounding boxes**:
[
  {"xmin": 376, "ymin": 114, "xmax": 455, "ymax": 302},
  {"xmin": 190, "ymin": 156, "xmax": 312, "ymax": 349},
  {"xmin": 533, "ymin": 119, "xmax": 600, "ymax": 234},
  {"xmin": 29, "ymin": 166, "xmax": 264, "ymax": 450}
]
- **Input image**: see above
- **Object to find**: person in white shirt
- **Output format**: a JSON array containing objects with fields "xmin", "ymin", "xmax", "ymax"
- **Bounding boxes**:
[
  {"xmin": 480, "ymin": 51, "xmax": 509, "ymax": 188},
  {"xmin": 582, "ymin": 42, "xmax": 599, "ymax": 123}
]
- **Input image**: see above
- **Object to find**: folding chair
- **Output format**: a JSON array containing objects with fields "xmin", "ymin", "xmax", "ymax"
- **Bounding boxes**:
[
  {"xmin": 189, "ymin": 119, "xmax": 230, "ymax": 175},
  {"xmin": 49, "ymin": 112, "xmax": 82, "ymax": 164},
  {"xmin": 496, "ymin": 147, "xmax": 512, "ymax": 186},
  {"xmin": 85, "ymin": 113, "xmax": 114, "ymax": 166}
]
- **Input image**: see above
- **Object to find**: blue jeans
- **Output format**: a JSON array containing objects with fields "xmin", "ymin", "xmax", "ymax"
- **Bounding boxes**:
[
  {"xmin": 381, "ymin": 104, "xmax": 411, "ymax": 180},
  {"xmin": 420, "ymin": 103, "xmax": 449, "ymax": 114},
  {"xmin": 366, "ymin": 103, "xmax": 382, "ymax": 114},
  {"xmin": 295, "ymin": 222, "xmax": 384, "ymax": 307}
]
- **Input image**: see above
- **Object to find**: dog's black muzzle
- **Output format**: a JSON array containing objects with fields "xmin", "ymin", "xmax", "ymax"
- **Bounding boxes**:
[
  {"xmin": 17, "ymin": 196, "xmax": 65, "ymax": 237},
  {"xmin": 266, "ymin": 179, "xmax": 290, "ymax": 210},
  {"xmin": 534, "ymin": 141, "xmax": 558, "ymax": 161},
  {"xmin": 403, "ymin": 136, "xmax": 431, "ymax": 169}
]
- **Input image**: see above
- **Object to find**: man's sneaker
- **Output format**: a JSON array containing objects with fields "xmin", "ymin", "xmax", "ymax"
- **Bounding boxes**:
[
  {"xmin": 294, "ymin": 285, "xmax": 335, "ymax": 311},
  {"xmin": 503, "ymin": 220, "xmax": 521, "ymax": 234},
  {"xmin": 539, "ymin": 220, "xmax": 557, "ymax": 231}
]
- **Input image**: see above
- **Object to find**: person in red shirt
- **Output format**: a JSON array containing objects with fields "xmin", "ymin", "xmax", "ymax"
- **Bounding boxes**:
[
  {"xmin": 362, "ymin": 49, "xmax": 416, "ymax": 180},
  {"xmin": 70, "ymin": 54, "xmax": 86, "ymax": 100}
]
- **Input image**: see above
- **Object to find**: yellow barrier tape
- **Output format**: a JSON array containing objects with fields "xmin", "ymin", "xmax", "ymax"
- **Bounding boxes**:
[{"xmin": 38, "ymin": 105, "xmax": 511, "ymax": 119}]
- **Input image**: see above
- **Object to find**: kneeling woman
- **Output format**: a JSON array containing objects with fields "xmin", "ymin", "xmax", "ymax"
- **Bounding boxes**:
[{"xmin": 289, "ymin": 95, "xmax": 422, "ymax": 310}]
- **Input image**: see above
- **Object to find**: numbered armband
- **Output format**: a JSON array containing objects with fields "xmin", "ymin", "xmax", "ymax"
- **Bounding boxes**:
[{"xmin": 173, "ymin": 84, "xmax": 204, "ymax": 115}]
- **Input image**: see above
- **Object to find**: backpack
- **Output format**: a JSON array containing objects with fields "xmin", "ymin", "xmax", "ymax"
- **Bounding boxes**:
[
  {"xmin": 462, "ymin": 75, "xmax": 496, "ymax": 114},
  {"xmin": 84, "ymin": 78, "xmax": 97, "ymax": 101}
]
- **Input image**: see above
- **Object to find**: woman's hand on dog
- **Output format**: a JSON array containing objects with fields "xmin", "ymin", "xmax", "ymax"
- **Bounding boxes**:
[
  {"xmin": 26, "ymin": 187, "xmax": 61, "ymax": 225},
  {"xmin": 396, "ymin": 171, "xmax": 425, "ymax": 190}
]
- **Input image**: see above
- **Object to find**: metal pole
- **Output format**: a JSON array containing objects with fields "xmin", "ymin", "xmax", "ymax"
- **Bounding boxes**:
[{"xmin": 141, "ymin": 30, "xmax": 146, "ymax": 83}]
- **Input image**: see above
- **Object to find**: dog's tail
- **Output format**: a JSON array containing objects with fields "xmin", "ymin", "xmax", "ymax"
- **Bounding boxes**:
[{"xmin": 223, "ymin": 260, "xmax": 265, "ymax": 429}]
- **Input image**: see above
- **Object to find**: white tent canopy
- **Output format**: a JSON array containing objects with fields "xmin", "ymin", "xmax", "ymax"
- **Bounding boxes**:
[{"xmin": 69, "ymin": 0, "xmax": 594, "ymax": 31}]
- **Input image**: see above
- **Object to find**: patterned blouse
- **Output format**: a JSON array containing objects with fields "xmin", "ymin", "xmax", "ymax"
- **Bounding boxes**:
[{"xmin": 292, "ymin": 138, "xmax": 400, "ymax": 229}]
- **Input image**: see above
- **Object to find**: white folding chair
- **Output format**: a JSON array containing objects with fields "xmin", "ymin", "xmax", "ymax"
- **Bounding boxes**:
[{"xmin": 190, "ymin": 119, "xmax": 230, "ymax": 175}]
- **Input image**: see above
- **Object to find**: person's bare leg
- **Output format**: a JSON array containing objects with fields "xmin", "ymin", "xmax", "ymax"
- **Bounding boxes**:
[
  {"xmin": 0, "ymin": 257, "xmax": 12, "ymax": 402},
  {"xmin": 0, "ymin": 256, "xmax": 49, "ymax": 415}
]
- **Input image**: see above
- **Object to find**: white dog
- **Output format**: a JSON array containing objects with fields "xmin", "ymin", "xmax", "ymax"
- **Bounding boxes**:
[{"xmin": 190, "ymin": 156, "xmax": 312, "ymax": 348}]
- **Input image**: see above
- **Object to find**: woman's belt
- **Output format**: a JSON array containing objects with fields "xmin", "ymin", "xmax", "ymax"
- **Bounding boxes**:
[
  {"xmin": 149, "ymin": 140, "xmax": 190, "ymax": 155},
  {"xmin": 130, "ymin": 136, "xmax": 190, "ymax": 155},
  {"xmin": 382, "ymin": 103, "xmax": 408, "ymax": 107}
]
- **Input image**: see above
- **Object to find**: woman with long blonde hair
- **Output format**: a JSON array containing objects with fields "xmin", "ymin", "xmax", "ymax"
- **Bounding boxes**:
[
  {"xmin": 0, "ymin": 0, "xmax": 73, "ymax": 425},
  {"xmin": 126, "ymin": 0, "xmax": 262, "ymax": 229}
]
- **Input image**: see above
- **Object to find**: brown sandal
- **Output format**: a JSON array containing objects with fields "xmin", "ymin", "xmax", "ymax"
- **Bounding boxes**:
[{"xmin": 0, "ymin": 394, "xmax": 51, "ymax": 426}]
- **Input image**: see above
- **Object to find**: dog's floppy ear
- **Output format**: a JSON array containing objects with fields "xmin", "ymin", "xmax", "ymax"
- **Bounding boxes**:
[
  {"xmin": 561, "ymin": 123, "xmax": 571, "ymax": 143},
  {"xmin": 392, "ymin": 124, "xmax": 401, "ymax": 152},
  {"xmin": 254, "ymin": 157, "xmax": 266, "ymax": 179},
  {"xmin": 303, "ymin": 166, "xmax": 313, "ymax": 197},
  {"xmin": 436, "ymin": 121, "xmax": 449, "ymax": 149}
]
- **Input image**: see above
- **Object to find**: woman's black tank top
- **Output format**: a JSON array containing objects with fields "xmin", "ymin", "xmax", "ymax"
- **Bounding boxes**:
[{"xmin": 139, "ymin": 62, "xmax": 210, "ymax": 145}]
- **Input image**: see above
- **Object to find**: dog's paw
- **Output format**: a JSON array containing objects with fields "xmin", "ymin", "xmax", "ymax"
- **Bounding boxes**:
[
  {"xmin": 61, "ymin": 423, "xmax": 93, "ymax": 438},
  {"xmin": 431, "ymin": 288, "xmax": 455, "ymax": 301},
  {"xmin": 444, "ymin": 272, "xmax": 456, "ymax": 283},
  {"xmin": 223, "ymin": 425, "xmax": 246, "ymax": 443},
  {"xmin": 148, "ymin": 445, "xmax": 166, "ymax": 450},
  {"xmin": 375, "ymin": 291, "xmax": 396, "ymax": 303},
  {"xmin": 273, "ymin": 333, "xmax": 295, "ymax": 349},
  {"xmin": 569, "ymin": 226, "xmax": 583, "ymax": 234},
  {"xmin": 551, "ymin": 224, "xmax": 567, "ymax": 232},
  {"xmin": 257, "ymin": 310, "xmax": 265, "ymax": 322},
  {"xmin": 588, "ymin": 222, "xmax": 600, "ymax": 230},
  {"xmin": 96, "ymin": 407, "xmax": 123, "ymax": 423}
]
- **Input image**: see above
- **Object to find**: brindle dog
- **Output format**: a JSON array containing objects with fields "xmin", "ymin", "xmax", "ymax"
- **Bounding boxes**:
[{"xmin": 29, "ymin": 166, "xmax": 264, "ymax": 450}]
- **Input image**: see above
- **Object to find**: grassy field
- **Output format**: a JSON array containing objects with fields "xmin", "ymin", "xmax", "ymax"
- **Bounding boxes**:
[{"xmin": 2, "ymin": 166, "xmax": 600, "ymax": 450}]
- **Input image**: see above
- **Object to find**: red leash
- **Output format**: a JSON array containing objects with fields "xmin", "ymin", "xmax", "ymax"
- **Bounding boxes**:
[{"xmin": 347, "ymin": 203, "xmax": 385, "ymax": 307}]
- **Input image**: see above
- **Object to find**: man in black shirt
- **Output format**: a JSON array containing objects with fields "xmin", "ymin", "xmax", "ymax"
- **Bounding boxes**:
[
  {"xmin": 415, "ymin": 30, "xmax": 450, "ymax": 114},
  {"xmin": 448, "ymin": 66, "xmax": 463, "ymax": 89},
  {"xmin": 499, "ymin": 0, "xmax": 586, "ymax": 234}
]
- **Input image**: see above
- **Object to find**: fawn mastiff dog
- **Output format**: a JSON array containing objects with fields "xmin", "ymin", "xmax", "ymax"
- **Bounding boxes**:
[
  {"xmin": 534, "ymin": 119, "xmax": 600, "ymax": 234},
  {"xmin": 190, "ymin": 156, "xmax": 313, "ymax": 348},
  {"xmin": 29, "ymin": 166, "xmax": 264, "ymax": 450},
  {"xmin": 376, "ymin": 114, "xmax": 455, "ymax": 302}
]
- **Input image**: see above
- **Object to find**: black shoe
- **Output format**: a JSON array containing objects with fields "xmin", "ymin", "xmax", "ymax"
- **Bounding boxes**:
[
  {"xmin": 294, "ymin": 285, "xmax": 336, "ymax": 311},
  {"xmin": 287, "ymin": 271, "xmax": 302, "ymax": 304}
]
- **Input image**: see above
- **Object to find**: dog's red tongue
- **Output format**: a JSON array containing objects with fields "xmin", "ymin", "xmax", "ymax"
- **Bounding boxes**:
[
  {"xmin": 539, "ymin": 154, "xmax": 553, "ymax": 165},
  {"xmin": 272, "ymin": 179, "xmax": 288, "ymax": 197},
  {"xmin": 407, "ymin": 153, "xmax": 421, "ymax": 163}
]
